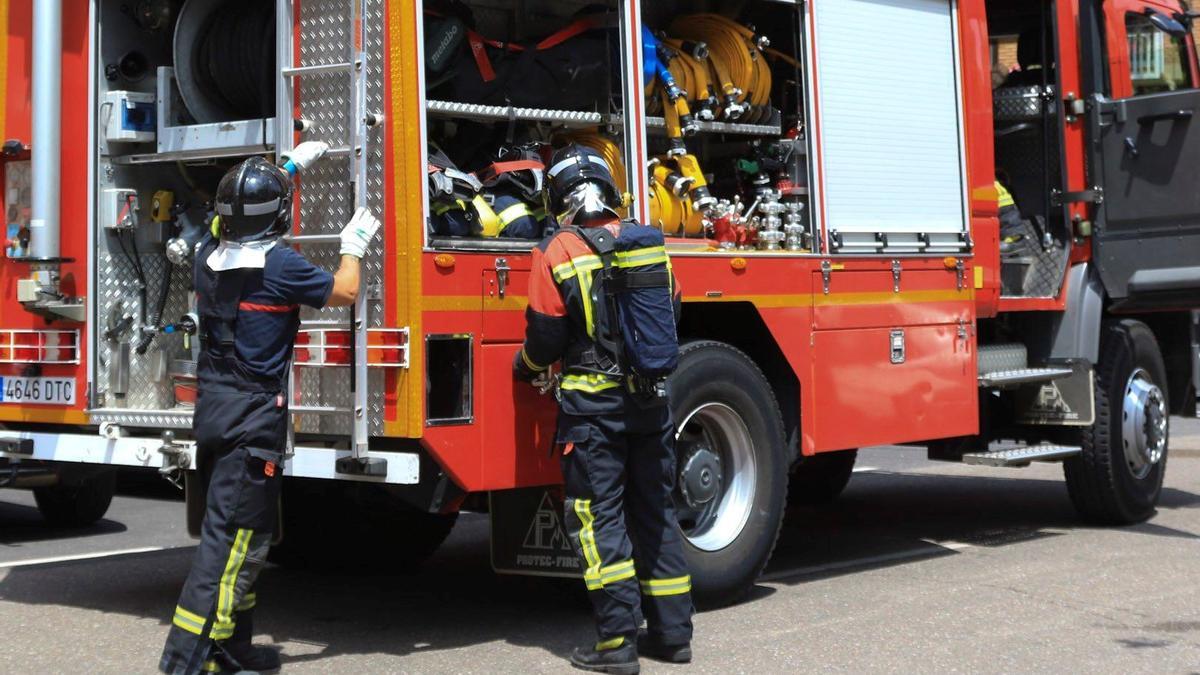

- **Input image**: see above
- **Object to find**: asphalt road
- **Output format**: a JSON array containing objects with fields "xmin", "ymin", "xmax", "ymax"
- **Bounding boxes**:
[{"xmin": 2, "ymin": 419, "xmax": 1200, "ymax": 674}]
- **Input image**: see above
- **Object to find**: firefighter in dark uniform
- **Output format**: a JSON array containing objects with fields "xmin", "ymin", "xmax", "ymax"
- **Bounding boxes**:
[
  {"xmin": 514, "ymin": 144, "xmax": 693, "ymax": 674},
  {"xmin": 160, "ymin": 142, "xmax": 380, "ymax": 675}
]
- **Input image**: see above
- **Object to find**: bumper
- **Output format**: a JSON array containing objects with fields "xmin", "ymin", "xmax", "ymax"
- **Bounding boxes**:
[{"xmin": 0, "ymin": 429, "xmax": 420, "ymax": 485}]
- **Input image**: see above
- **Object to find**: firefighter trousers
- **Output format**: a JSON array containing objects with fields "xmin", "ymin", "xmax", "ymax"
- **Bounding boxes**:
[
  {"xmin": 160, "ymin": 389, "xmax": 286, "ymax": 675},
  {"xmin": 559, "ymin": 406, "xmax": 694, "ymax": 648}
]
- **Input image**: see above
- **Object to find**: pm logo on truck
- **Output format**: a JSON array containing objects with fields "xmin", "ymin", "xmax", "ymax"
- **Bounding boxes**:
[{"xmin": 491, "ymin": 488, "xmax": 581, "ymax": 578}]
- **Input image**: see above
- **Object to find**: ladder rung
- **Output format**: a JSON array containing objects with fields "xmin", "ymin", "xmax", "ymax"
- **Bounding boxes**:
[
  {"xmin": 283, "ymin": 62, "xmax": 354, "ymax": 77},
  {"xmin": 290, "ymin": 405, "xmax": 351, "ymax": 415},
  {"xmin": 325, "ymin": 146, "xmax": 357, "ymax": 158},
  {"xmin": 284, "ymin": 234, "xmax": 340, "ymax": 245}
]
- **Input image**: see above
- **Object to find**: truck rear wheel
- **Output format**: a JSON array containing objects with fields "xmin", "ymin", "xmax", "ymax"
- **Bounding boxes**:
[
  {"xmin": 1064, "ymin": 320, "xmax": 1169, "ymax": 524},
  {"xmin": 270, "ymin": 480, "xmax": 458, "ymax": 571},
  {"xmin": 669, "ymin": 341, "xmax": 788, "ymax": 607},
  {"xmin": 789, "ymin": 449, "xmax": 857, "ymax": 505},
  {"xmin": 33, "ymin": 468, "xmax": 117, "ymax": 527}
]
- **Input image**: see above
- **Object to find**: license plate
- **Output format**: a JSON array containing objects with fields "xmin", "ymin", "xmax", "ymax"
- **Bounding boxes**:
[{"xmin": 0, "ymin": 376, "xmax": 76, "ymax": 405}]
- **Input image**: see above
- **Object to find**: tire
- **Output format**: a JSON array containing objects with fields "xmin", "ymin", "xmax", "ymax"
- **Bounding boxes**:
[
  {"xmin": 668, "ymin": 340, "xmax": 789, "ymax": 608},
  {"xmin": 1064, "ymin": 320, "xmax": 1169, "ymax": 524},
  {"xmin": 789, "ymin": 449, "xmax": 857, "ymax": 505},
  {"xmin": 269, "ymin": 480, "xmax": 458, "ymax": 571},
  {"xmin": 33, "ymin": 469, "xmax": 117, "ymax": 527}
]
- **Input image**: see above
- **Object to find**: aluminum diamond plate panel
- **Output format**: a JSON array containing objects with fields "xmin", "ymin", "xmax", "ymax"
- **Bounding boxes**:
[
  {"xmin": 95, "ymin": 236, "xmax": 193, "ymax": 412},
  {"xmin": 296, "ymin": 0, "xmax": 388, "ymax": 435}
]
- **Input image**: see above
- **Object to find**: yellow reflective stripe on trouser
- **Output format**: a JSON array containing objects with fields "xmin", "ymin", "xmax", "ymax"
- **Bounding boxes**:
[
  {"xmin": 639, "ymin": 575, "xmax": 692, "ymax": 596},
  {"xmin": 596, "ymin": 636, "xmax": 626, "ymax": 651},
  {"xmin": 172, "ymin": 605, "xmax": 206, "ymax": 636},
  {"xmin": 201, "ymin": 660, "xmax": 222, "ymax": 673},
  {"xmin": 234, "ymin": 592, "xmax": 257, "ymax": 612},
  {"xmin": 614, "ymin": 246, "xmax": 668, "ymax": 268},
  {"xmin": 585, "ymin": 558, "xmax": 637, "ymax": 590},
  {"xmin": 552, "ymin": 255, "xmax": 602, "ymax": 283},
  {"xmin": 497, "ymin": 202, "xmax": 533, "ymax": 230},
  {"xmin": 995, "ymin": 181, "xmax": 1015, "ymax": 208},
  {"xmin": 561, "ymin": 373, "xmax": 620, "ymax": 393},
  {"xmin": 212, "ymin": 528, "xmax": 252, "ymax": 639},
  {"xmin": 574, "ymin": 499, "xmax": 603, "ymax": 589}
]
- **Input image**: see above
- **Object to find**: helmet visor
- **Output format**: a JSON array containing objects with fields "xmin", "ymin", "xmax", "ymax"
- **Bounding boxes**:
[{"xmin": 557, "ymin": 181, "xmax": 619, "ymax": 226}]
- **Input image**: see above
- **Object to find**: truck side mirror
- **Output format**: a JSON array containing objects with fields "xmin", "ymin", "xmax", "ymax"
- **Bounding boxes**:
[{"xmin": 1145, "ymin": 8, "xmax": 1188, "ymax": 37}]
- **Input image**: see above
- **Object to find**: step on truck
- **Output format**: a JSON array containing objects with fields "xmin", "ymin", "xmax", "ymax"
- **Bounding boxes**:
[{"xmin": 1, "ymin": 0, "xmax": 1198, "ymax": 604}]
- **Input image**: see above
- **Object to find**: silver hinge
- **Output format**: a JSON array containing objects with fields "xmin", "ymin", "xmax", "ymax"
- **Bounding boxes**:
[
  {"xmin": 955, "ymin": 259, "xmax": 965, "ymax": 291},
  {"xmin": 890, "ymin": 329, "xmax": 906, "ymax": 364},
  {"xmin": 821, "ymin": 260, "xmax": 832, "ymax": 295},
  {"xmin": 891, "ymin": 259, "xmax": 901, "ymax": 293},
  {"xmin": 495, "ymin": 257, "xmax": 510, "ymax": 299},
  {"xmin": 1051, "ymin": 186, "xmax": 1104, "ymax": 206},
  {"xmin": 957, "ymin": 318, "xmax": 969, "ymax": 341}
]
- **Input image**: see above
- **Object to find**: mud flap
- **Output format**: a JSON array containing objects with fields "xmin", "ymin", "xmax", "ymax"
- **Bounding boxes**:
[
  {"xmin": 489, "ymin": 487, "xmax": 581, "ymax": 578},
  {"xmin": 1016, "ymin": 360, "xmax": 1096, "ymax": 426}
]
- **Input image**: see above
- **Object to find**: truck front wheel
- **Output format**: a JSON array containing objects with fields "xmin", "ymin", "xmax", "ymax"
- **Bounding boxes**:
[
  {"xmin": 1064, "ymin": 320, "xmax": 1169, "ymax": 524},
  {"xmin": 33, "ymin": 468, "xmax": 117, "ymax": 527},
  {"xmin": 669, "ymin": 341, "xmax": 789, "ymax": 608}
]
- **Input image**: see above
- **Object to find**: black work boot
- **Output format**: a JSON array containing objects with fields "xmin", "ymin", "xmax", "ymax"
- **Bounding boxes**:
[
  {"xmin": 569, "ymin": 637, "xmax": 640, "ymax": 674},
  {"xmin": 216, "ymin": 610, "xmax": 281, "ymax": 674},
  {"xmin": 637, "ymin": 629, "xmax": 692, "ymax": 664}
]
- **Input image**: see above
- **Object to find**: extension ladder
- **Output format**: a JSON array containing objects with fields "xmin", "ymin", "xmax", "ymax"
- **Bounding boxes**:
[{"xmin": 274, "ymin": 0, "xmax": 386, "ymax": 475}]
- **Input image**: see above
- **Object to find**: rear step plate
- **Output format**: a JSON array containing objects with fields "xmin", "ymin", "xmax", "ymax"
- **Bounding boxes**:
[
  {"xmin": 978, "ymin": 367, "xmax": 1074, "ymax": 388},
  {"xmin": 962, "ymin": 445, "xmax": 1082, "ymax": 467}
]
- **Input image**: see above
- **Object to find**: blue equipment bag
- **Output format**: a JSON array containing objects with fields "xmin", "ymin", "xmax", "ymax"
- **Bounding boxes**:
[{"xmin": 571, "ymin": 221, "xmax": 678, "ymax": 380}]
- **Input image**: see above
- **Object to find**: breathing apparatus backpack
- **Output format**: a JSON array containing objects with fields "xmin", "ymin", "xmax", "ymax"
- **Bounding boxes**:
[
  {"xmin": 568, "ymin": 221, "xmax": 679, "ymax": 393},
  {"xmin": 427, "ymin": 147, "xmax": 485, "ymax": 237},
  {"xmin": 475, "ymin": 146, "xmax": 554, "ymax": 239}
]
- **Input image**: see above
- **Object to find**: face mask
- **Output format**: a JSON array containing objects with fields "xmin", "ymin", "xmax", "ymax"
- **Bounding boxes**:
[{"xmin": 206, "ymin": 238, "xmax": 278, "ymax": 272}]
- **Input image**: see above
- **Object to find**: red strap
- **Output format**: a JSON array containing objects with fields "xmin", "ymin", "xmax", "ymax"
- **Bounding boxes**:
[
  {"xmin": 238, "ymin": 302, "xmax": 298, "ymax": 313},
  {"xmin": 535, "ymin": 17, "xmax": 597, "ymax": 50},
  {"xmin": 476, "ymin": 159, "xmax": 544, "ymax": 182},
  {"xmin": 468, "ymin": 31, "xmax": 498, "ymax": 83},
  {"xmin": 466, "ymin": 17, "xmax": 595, "ymax": 83}
]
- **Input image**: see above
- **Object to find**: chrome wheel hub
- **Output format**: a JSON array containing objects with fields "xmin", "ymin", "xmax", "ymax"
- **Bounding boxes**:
[
  {"xmin": 674, "ymin": 402, "xmax": 756, "ymax": 552},
  {"xmin": 679, "ymin": 446, "xmax": 722, "ymax": 509},
  {"xmin": 1122, "ymin": 368, "xmax": 1167, "ymax": 480}
]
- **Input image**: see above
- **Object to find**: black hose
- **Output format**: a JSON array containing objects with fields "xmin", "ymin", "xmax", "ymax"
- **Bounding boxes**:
[
  {"xmin": 192, "ymin": 0, "xmax": 275, "ymax": 120},
  {"xmin": 114, "ymin": 227, "xmax": 152, "ymax": 353}
]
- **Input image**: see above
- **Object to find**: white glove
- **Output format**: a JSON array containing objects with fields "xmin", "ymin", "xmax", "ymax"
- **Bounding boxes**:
[
  {"xmin": 340, "ymin": 207, "xmax": 381, "ymax": 258},
  {"xmin": 280, "ymin": 141, "xmax": 329, "ymax": 174}
]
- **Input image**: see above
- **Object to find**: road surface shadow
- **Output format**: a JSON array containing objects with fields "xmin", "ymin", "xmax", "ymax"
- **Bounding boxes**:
[
  {"xmin": 0, "ymin": 499, "xmax": 128, "ymax": 546},
  {"xmin": 0, "ymin": 469, "xmax": 1197, "ymax": 667},
  {"xmin": 762, "ymin": 469, "xmax": 1200, "ymax": 587}
]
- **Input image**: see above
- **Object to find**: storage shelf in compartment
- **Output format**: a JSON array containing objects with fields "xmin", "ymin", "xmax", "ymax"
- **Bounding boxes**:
[
  {"xmin": 427, "ymin": 99, "xmax": 618, "ymax": 126},
  {"xmin": 645, "ymin": 116, "xmax": 781, "ymax": 136},
  {"xmin": 109, "ymin": 145, "xmax": 275, "ymax": 165}
]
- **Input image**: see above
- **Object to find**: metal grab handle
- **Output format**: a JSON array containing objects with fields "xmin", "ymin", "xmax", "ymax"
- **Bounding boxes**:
[
  {"xmin": 995, "ymin": 122, "xmax": 1036, "ymax": 138},
  {"xmin": 1137, "ymin": 109, "xmax": 1194, "ymax": 125}
]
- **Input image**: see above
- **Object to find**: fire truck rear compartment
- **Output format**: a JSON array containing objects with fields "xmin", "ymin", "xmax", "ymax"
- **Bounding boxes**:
[{"xmin": 90, "ymin": 0, "xmax": 391, "ymax": 444}]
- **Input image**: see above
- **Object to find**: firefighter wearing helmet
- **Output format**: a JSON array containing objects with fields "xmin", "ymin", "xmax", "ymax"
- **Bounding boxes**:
[
  {"xmin": 515, "ymin": 143, "xmax": 694, "ymax": 673},
  {"xmin": 160, "ymin": 142, "xmax": 380, "ymax": 675}
]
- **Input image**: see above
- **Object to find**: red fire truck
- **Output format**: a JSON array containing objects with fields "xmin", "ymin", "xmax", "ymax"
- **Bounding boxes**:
[{"xmin": 1, "ymin": 0, "xmax": 1198, "ymax": 605}]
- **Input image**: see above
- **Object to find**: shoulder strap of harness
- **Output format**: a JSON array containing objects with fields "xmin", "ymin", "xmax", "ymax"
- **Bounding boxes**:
[{"xmin": 562, "ymin": 225, "xmax": 623, "ymax": 374}]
